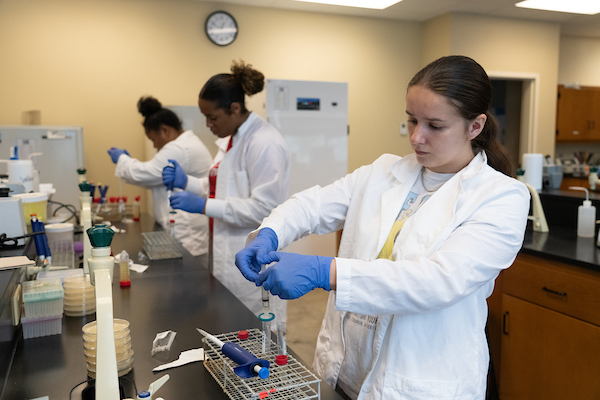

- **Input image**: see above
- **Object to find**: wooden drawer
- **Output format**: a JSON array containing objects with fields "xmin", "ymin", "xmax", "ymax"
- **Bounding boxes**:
[{"xmin": 503, "ymin": 253, "xmax": 600, "ymax": 326}]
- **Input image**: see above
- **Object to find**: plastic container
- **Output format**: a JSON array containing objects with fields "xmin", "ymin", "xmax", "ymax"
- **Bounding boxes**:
[
  {"xmin": 570, "ymin": 186, "xmax": 596, "ymax": 238},
  {"xmin": 63, "ymin": 275, "xmax": 95, "ymax": 316},
  {"xmin": 22, "ymin": 314, "xmax": 63, "ymax": 339},
  {"xmin": 37, "ymin": 268, "xmax": 83, "ymax": 284},
  {"xmin": 22, "ymin": 279, "xmax": 64, "ymax": 318},
  {"xmin": 45, "ymin": 223, "xmax": 74, "ymax": 268},
  {"xmin": 12, "ymin": 192, "xmax": 48, "ymax": 230}
]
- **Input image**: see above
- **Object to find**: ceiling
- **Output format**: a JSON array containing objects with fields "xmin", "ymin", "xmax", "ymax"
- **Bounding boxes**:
[{"xmin": 196, "ymin": 0, "xmax": 600, "ymax": 37}]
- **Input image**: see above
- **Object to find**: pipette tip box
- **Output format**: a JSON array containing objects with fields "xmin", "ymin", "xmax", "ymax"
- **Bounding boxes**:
[
  {"xmin": 22, "ymin": 279, "xmax": 64, "ymax": 318},
  {"xmin": 21, "ymin": 314, "xmax": 63, "ymax": 339}
]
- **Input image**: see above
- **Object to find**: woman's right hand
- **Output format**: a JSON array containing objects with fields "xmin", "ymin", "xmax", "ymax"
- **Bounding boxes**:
[
  {"xmin": 162, "ymin": 159, "xmax": 188, "ymax": 189},
  {"xmin": 235, "ymin": 228, "xmax": 279, "ymax": 282}
]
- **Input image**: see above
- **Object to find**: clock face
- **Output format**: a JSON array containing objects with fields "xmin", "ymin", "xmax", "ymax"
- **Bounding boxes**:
[{"xmin": 205, "ymin": 11, "xmax": 238, "ymax": 46}]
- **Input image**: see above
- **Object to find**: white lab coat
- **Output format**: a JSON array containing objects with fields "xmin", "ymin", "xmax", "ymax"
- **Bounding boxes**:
[
  {"xmin": 115, "ymin": 130, "xmax": 212, "ymax": 256},
  {"xmin": 258, "ymin": 151, "xmax": 530, "ymax": 399},
  {"xmin": 185, "ymin": 113, "xmax": 290, "ymax": 321}
]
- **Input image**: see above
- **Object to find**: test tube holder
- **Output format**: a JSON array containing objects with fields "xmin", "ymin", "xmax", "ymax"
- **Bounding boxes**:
[
  {"xmin": 141, "ymin": 231, "xmax": 183, "ymax": 260},
  {"xmin": 202, "ymin": 328, "xmax": 321, "ymax": 400}
]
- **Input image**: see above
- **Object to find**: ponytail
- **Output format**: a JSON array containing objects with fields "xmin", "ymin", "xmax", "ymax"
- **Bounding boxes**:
[{"xmin": 473, "ymin": 112, "xmax": 514, "ymax": 177}]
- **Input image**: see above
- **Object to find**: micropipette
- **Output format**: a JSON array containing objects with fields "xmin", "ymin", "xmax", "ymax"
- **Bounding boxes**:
[{"xmin": 197, "ymin": 328, "xmax": 270, "ymax": 379}]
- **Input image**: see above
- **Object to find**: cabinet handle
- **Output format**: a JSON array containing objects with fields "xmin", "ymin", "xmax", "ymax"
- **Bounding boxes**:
[
  {"xmin": 503, "ymin": 311, "xmax": 509, "ymax": 335},
  {"xmin": 542, "ymin": 286, "xmax": 567, "ymax": 297}
]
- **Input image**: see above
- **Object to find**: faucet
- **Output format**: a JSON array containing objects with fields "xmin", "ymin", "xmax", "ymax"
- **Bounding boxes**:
[{"xmin": 525, "ymin": 183, "xmax": 549, "ymax": 233}]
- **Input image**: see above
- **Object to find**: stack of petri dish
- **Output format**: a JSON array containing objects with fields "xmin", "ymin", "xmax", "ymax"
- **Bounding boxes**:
[
  {"xmin": 82, "ymin": 319, "xmax": 134, "ymax": 378},
  {"xmin": 63, "ymin": 275, "xmax": 96, "ymax": 317}
]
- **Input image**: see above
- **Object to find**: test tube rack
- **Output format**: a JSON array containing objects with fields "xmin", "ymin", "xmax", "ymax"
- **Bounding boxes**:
[
  {"xmin": 202, "ymin": 328, "xmax": 321, "ymax": 400},
  {"xmin": 141, "ymin": 231, "xmax": 183, "ymax": 260}
]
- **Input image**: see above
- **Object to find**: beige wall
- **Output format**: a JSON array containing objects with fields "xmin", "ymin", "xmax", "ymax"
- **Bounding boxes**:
[
  {"xmin": 422, "ymin": 13, "xmax": 561, "ymax": 159},
  {"xmin": 0, "ymin": 0, "xmax": 422, "ymax": 209},
  {"xmin": 559, "ymin": 35, "xmax": 600, "ymax": 86}
]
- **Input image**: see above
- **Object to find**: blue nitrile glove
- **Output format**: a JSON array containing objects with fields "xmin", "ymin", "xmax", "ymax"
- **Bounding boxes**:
[
  {"xmin": 255, "ymin": 252, "xmax": 333, "ymax": 300},
  {"xmin": 108, "ymin": 147, "xmax": 130, "ymax": 164},
  {"xmin": 234, "ymin": 228, "xmax": 279, "ymax": 282},
  {"xmin": 169, "ymin": 191, "xmax": 206, "ymax": 214},
  {"xmin": 162, "ymin": 159, "xmax": 188, "ymax": 189}
]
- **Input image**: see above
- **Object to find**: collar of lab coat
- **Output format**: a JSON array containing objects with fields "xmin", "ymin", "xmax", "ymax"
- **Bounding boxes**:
[
  {"xmin": 379, "ymin": 150, "xmax": 488, "ymax": 257},
  {"xmin": 389, "ymin": 150, "xmax": 487, "ymax": 184},
  {"xmin": 214, "ymin": 112, "xmax": 258, "ymax": 152}
]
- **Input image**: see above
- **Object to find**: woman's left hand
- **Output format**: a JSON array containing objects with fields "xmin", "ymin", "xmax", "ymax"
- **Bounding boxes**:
[{"xmin": 256, "ymin": 252, "xmax": 333, "ymax": 299}]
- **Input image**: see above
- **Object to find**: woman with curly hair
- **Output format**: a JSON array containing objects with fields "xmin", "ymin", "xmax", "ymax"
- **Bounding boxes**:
[{"xmin": 163, "ymin": 60, "xmax": 290, "ymax": 322}]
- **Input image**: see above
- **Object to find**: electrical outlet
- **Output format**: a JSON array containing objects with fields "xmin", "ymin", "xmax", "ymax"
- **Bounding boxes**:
[{"xmin": 400, "ymin": 123, "xmax": 408, "ymax": 135}]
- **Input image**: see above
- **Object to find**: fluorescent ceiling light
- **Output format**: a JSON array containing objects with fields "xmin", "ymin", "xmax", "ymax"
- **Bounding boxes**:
[
  {"xmin": 293, "ymin": 0, "xmax": 402, "ymax": 10},
  {"xmin": 516, "ymin": 0, "xmax": 600, "ymax": 15}
]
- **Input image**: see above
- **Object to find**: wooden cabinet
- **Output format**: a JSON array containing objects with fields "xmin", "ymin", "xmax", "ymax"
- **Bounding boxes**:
[
  {"xmin": 489, "ymin": 253, "xmax": 600, "ymax": 399},
  {"xmin": 500, "ymin": 294, "xmax": 600, "ymax": 399},
  {"xmin": 556, "ymin": 85, "xmax": 600, "ymax": 142}
]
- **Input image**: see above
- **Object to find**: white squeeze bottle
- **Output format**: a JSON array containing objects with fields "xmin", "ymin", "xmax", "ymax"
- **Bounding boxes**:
[{"xmin": 570, "ymin": 186, "xmax": 596, "ymax": 238}]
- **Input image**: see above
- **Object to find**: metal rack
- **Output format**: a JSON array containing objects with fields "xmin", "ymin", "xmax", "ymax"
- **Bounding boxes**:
[
  {"xmin": 203, "ymin": 328, "xmax": 321, "ymax": 400},
  {"xmin": 141, "ymin": 231, "xmax": 183, "ymax": 260}
]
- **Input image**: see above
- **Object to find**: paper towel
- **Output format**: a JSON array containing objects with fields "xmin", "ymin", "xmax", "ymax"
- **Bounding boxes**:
[{"xmin": 523, "ymin": 153, "xmax": 543, "ymax": 191}]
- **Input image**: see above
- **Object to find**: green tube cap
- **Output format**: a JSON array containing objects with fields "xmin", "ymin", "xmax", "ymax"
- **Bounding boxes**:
[
  {"xmin": 79, "ymin": 181, "xmax": 91, "ymax": 192},
  {"xmin": 87, "ymin": 224, "xmax": 114, "ymax": 247},
  {"xmin": 77, "ymin": 168, "xmax": 87, "ymax": 175}
]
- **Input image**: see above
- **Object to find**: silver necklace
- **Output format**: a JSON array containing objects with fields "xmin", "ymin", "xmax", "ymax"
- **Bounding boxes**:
[{"xmin": 421, "ymin": 167, "xmax": 435, "ymax": 192}]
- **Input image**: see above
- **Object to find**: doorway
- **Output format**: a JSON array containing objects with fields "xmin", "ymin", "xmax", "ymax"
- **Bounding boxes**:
[
  {"xmin": 491, "ymin": 79, "xmax": 522, "ymax": 170},
  {"xmin": 489, "ymin": 72, "xmax": 539, "ymax": 172}
]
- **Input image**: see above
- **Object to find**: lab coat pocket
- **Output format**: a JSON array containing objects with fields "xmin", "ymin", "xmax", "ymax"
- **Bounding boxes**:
[
  {"xmin": 383, "ymin": 373, "xmax": 459, "ymax": 400},
  {"xmin": 231, "ymin": 170, "xmax": 250, "ymax": 198}
]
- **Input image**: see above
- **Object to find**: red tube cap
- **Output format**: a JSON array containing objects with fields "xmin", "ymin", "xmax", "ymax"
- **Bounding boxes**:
[
  {"xmin": 275, "ymin": 355, "xmax": 288, "ymax": 365},
  {"xmin": 238, "ymin": 330, "xmax": 249, "ymax": 340}
]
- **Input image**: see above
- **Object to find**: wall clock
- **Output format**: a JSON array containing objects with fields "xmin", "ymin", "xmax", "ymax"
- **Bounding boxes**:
[{"xmin": 205, "ymin": 11, "xmax": 238, "ymax": 46}]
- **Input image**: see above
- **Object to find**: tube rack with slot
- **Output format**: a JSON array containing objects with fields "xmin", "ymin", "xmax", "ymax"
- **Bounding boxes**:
[{"xmin": 202, "ymin": 328, "xmax": 321, "ymax": 400}]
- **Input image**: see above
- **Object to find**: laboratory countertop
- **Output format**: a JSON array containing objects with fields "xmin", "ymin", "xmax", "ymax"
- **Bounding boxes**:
[
  {"xmin": 3, "ymin": 217, "xmax": 341, "ymax": 400},
  {"xmin": 521, "ymin": 226, "xmax": 600, "ymax": 271}
]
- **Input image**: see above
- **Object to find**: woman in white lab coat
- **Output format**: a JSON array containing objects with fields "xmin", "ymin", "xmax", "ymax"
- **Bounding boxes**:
[
  {"xmin": 162, "ymin": 61, "xmax": 290, "ymax": 321},
  {"xmin": 235, "ymin": 56, "xmax": 530, "ymax": 399},
  {"xmin": 107, "ymin": 96, "xmax": 212, "ymax": 256}
]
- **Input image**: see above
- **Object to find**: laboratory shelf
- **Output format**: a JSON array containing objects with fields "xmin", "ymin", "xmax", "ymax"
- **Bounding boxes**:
[{"xmin": 203, "ymin": 328, "xmax": 321, "ymax": 400}]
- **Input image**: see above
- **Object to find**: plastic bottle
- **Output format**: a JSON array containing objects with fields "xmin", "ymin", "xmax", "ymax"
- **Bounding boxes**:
[
  {"xmin": 119, "ymin": 250, "xmax": 131, "ymax": 287},
  {"xmin": 589, "ymin": 166, "xmax": 598, "ymax": 191},
  {"xmin": 569, "ymin": 186, "xmax": 596, "ymax": 238},
  {"xmin": 86, "ymin": 224, "xmax": 115, "ymax": 286}
]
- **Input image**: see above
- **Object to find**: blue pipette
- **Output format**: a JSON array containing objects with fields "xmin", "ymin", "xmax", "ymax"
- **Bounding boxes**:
[{"xmin": 197, "ymin": 328, "xmax": 270, "ymax": 379}]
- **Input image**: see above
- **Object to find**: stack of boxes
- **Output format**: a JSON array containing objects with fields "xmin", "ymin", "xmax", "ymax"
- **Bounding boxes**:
[{"xmin": 21, "ymin": 279, "xmax": 64, "ymax": 339}]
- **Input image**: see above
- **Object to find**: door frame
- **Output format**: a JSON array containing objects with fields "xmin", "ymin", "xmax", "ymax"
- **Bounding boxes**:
[{"xmin": 488, "ymin": 71, "xmax": 540, "ymax": 162}]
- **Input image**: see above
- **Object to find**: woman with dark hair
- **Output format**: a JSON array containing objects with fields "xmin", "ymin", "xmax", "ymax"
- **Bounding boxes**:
[
  {"xmin": 235, "ymin": 56, "xmax": 530, "ymax": 399},
  {"xmin": 162, "ymin": 61, "xmax": 289, "ymax": 322},
  {"xmin": 107, "ymin": 96, "xmax": 212, "ymax": 256}
]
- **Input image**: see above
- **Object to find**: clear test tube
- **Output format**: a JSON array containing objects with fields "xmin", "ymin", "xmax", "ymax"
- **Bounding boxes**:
[
  {"xmin": 259, "ymin": 311, "xmax": 275, "ymax": 354},
  {"xmin": 169, "ymin": 211, "xmax": 176, "ymax": 237},
  {"xmin": 277, "ymin": 322, "xmax": 287, "ymax": 356}
]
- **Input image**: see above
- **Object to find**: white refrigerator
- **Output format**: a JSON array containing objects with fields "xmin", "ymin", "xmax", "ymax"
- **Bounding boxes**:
[{"xmin": 266, "ymin": 79, "xmax": 348, "ymax": 257}]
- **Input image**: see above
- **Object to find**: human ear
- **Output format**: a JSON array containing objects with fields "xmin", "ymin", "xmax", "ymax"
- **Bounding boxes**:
[
  {"xmin": 230, "ymin": 102, "xmax": 242, "ymax": 115},
  {"xmin": 468, "ymin": 114, "xmax": 487, "ymax": 140}
]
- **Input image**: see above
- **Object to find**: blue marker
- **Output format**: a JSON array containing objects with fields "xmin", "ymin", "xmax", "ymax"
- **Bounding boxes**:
[{"xmin": 197, "ymin": 328, "xmax": 270, "ymax": 379}]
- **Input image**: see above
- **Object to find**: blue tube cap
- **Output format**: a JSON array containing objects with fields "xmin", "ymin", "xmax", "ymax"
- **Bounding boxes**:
[{"xmin": 258, "ymin": 366, "xmax": 270, "ymax": 379}]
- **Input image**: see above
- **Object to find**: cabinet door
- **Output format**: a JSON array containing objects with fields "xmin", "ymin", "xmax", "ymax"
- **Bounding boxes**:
[
  {"xmin": 499, "ymin": 294, "xmax": 600, "ymax": 400},
  {"xmin": 556, "ymin": 85, "xmax": 593, "ymax": 142}
]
